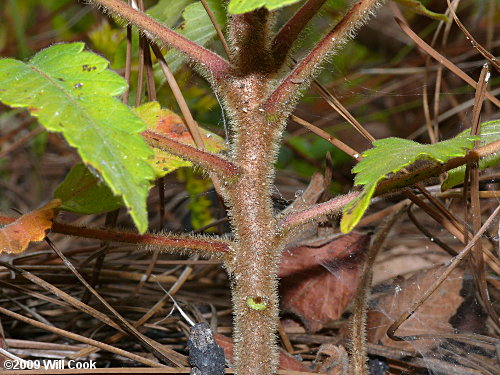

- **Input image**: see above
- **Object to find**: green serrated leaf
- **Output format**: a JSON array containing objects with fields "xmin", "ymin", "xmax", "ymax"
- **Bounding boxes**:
[
  {"xmin": 341, "ymin": 134, "xmax": 476, "ymax": 233},
  {"xmin": 134, "ymin": 101, "xmax": 227, "ymax": 177},
  {"xmin": 392, "ymin": 0, "xmax": 450, "ymax": 22},
  {"xmin": 442, "ymin": 119, "xmax": 500, "ymax": 191},
  {"xmin": 165, "ymin": 0, "xmax": 226, "ymax": 73},
  {"xmin": 54, "ymin": 164, "xmax": 124, "ymax": 214},
  {"xmin": 0, "ymin": 42, "xmax": 156, "ymax": 233},
  {"xmin": 228, "ymin": 0, "xmax": 301, "ymax": 14}
]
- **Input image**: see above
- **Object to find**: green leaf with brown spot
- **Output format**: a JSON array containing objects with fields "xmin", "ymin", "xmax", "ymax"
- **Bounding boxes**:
[{"xmin": 0, "ymin": 43, "xmax": 155, "ymax": 233}]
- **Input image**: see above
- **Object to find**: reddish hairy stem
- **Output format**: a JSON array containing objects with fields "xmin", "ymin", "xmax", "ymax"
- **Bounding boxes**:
[
  {"xmin": 218, "ymin": 76, "xmax": 284, "ymax": 374},
  {"xmin": 264, "ymin": 0, "xmax": 382, "ymax": 114},
  {"xmin": 0, "ymin": 215, "xmax": 230, "ymax": 254},
  {"xmin": 90, "ymin": 0, "xmax": 230, "ymax": 77},
  {"xmin": 228, "ymin": 8, "xmax": 275, "ymax": 73},
  {"xmin": 271, "ymin": 0, "xmax": 327, "ymax": 65},
  {"xmin": 278, "ymin": 192, "xmax": 358, "ymax": 231},
  {"xmin": 54, "ymin": 223, "xmax": 230, "ymax": 254},
  {"xmin": 142, "ymin": 130, "xmax": 239, "ymax": 179}
]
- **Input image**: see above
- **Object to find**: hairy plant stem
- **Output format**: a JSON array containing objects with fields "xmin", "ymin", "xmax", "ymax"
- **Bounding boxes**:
[
  {"xmin": 228, "ymin": 9, "xmax": 275, "ymax": 73},
  {"xmin": 219, "ymin": 25, "xmax": 288, "ymax": 375},
  {"xmin": 90, "ymin": 0, "xmax": 230, "ymax": 77},
  {"xmin": 218, "ymin": 71, "xmax": 287, "ymax": 374},
  {"xmin": 0, "ymin": 215, "xmax": 230, "ymax": 255},
  {"xmin": 142, "ymin": 129, "xmax": 239, "ymax": 179},
  {"xmin": 349, "ymin": 208, "xmax": 405, "ymax": 374},
  {"xmin": 272, "ymin": 0, "xmax": 327, "ymax": 64},
  {"xmin": 83, "ymin": 1, "xmax": 384, "ymax": 374},
  {"xmin": 265, "ymin": 0, "xmax": 383, "ymax": 114}
]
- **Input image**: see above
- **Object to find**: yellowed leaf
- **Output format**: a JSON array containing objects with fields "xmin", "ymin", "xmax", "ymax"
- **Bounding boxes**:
[
  {"xmin": 0, "ymin": 199, "xmax": 61, "ymax": 254},
  {"xmin": 134, "ymin": 102, "xmax": 227, "ymax": 176}
]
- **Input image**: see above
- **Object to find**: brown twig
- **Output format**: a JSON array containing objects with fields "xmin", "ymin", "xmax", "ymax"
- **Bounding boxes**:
[
  {"xmin": 0, "ymin": 260, "xmax": 125, "ymax": 332},
  {"xmin": 446, "ymin": 0, "xmax": 499, "ymax": 73},
  {"xmin": 45, "ymin": 237, "xmax": 188, "ymax": 366},
  {"xmin": 71, "ymin": 251, "xmax": 196, "ymax": 359},
  {"xmin": 308, "ymin": 76, "xmax": 375, "ymax": 143},
  {"xmin": 394, "ymin": 17, "xmax": 500, "ymax": 108},
  {"xmin": 0, "ymin": 305, "xmax": 167, "ymax": 367},
  {"xmin": 0, "ymin": 126, "xmax": 44, "ymax": 158},
  {"xmin": 290, "ymin": 115, "xmax": 361, "ymax": 160},
  {"xmin": 122, "ymin": 0, "xmax": 133, "ymax": 105},
  {"xmin": 150, "ymin": 44, "xmax": 205, "ymax": 149},
  {"xmin": 407, "ymin": 204, "xmax": 458, "ymax": 257},
  {"xmin": 467, "ymin": 64, "xmax": 500, "ymax": 328},
  {"xmin": 200, "ymin": 0, "xmax": 231, "ymax": 61}
]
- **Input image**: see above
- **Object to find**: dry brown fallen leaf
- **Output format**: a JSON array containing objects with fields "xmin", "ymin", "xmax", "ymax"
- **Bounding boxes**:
[
  {"xmin": 372, "ymin": 244, "xmax": 450, "ymax": 285},
  {"xmin": 366, "ymin": 265, "xmax": 464, "ymax": 353},
  {"xmin": 279, "ymin": 232, "xmax": 370, "ymax": 332},
  {"xmin": 214, "ymin": 333, "xmax": 311, "ymax": 372},
  {"xmin": 0, "ymin": 199, "xmax": 61, "ymax": 254}
]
